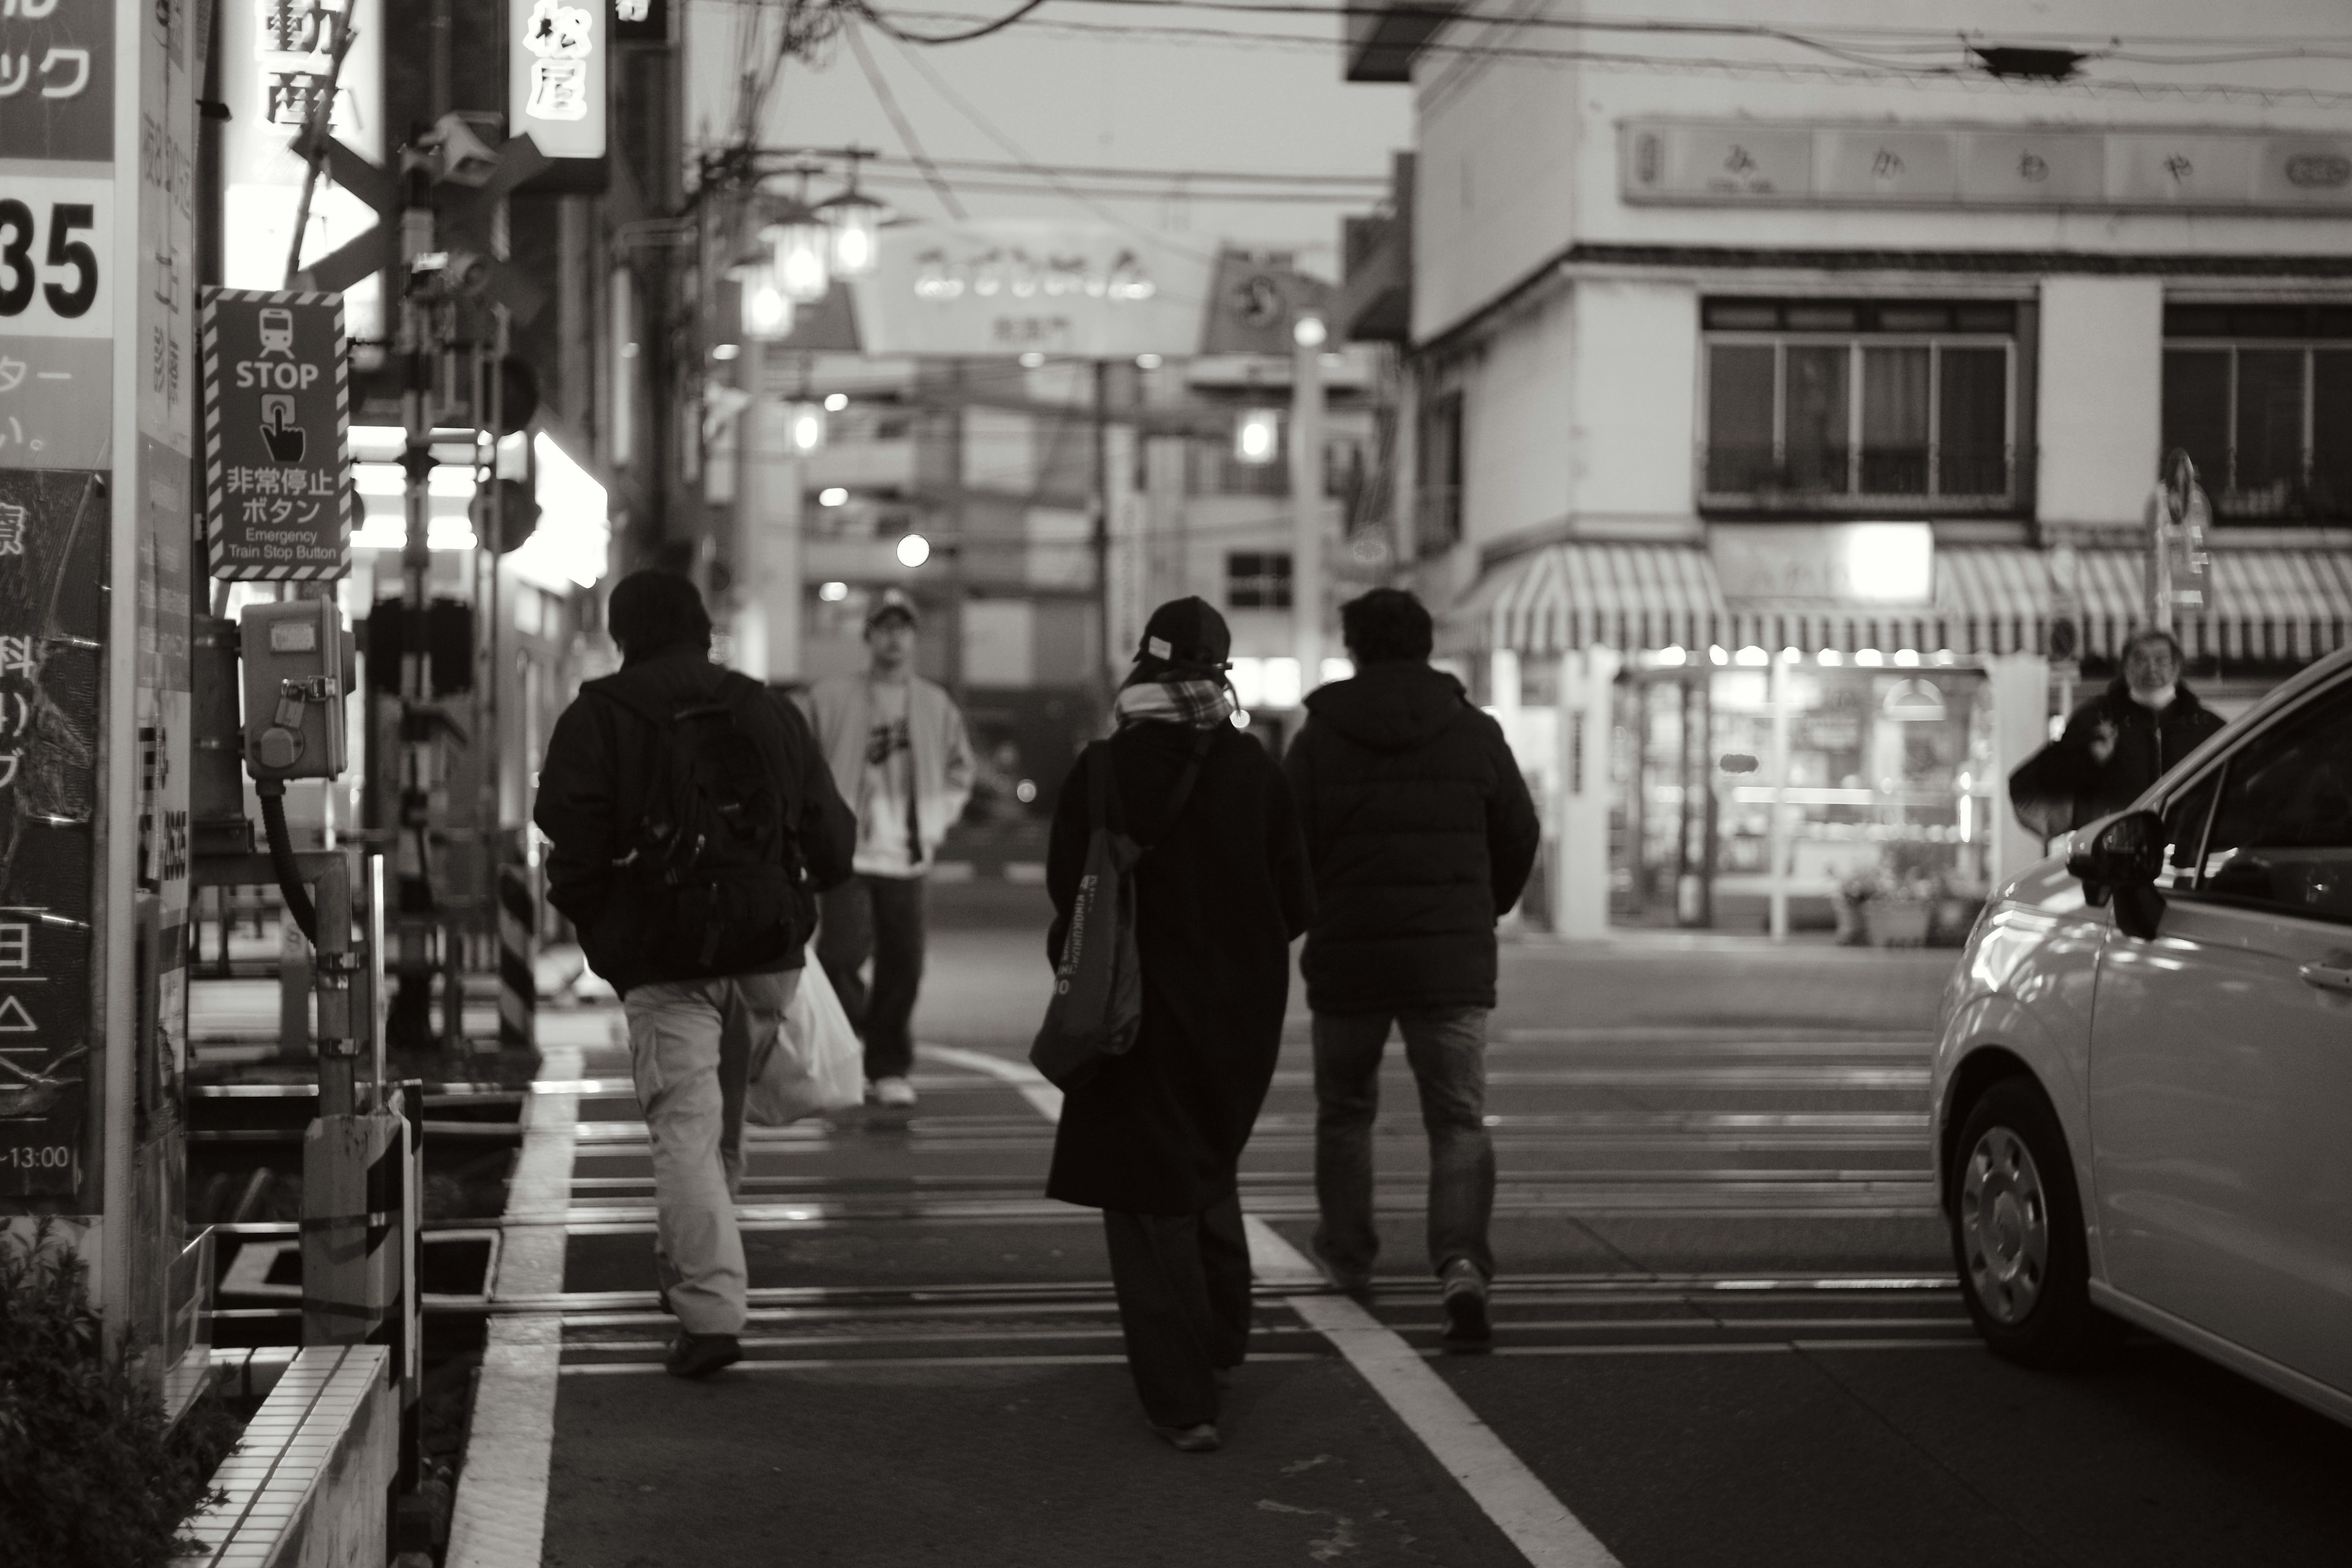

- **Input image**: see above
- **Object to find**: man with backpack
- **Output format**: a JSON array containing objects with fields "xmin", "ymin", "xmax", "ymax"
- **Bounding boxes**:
[
  {"xmin": 797, "ymin": 589, "xmax": 974, "ymax": 1109},
  {"xmin": 535, "ymin": 571, "xmax": 854, "ymax": 1377}
]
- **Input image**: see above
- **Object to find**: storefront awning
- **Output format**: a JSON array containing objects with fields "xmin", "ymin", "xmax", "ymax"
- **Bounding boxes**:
[
  {"xmin": 1939, "ymin": 545, "xmax": 2352, "ymax": 663},
  {"xmin": 1461, "ymin": 541, "xmax": 2352, "ymax": 663}
]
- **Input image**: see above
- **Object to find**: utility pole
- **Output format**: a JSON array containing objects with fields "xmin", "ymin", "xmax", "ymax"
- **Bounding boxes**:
[
  {"xmin": 1094, "ymin": 358, "xmax": 1114, "ymax": 696},
  {"xmin": 1289, "ymin": 324, "xmax": 1327, "ymax": 682}
]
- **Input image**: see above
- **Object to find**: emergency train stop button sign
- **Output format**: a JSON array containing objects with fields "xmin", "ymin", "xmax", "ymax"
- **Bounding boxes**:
[{"xmin": 200, "ymin": 288, "xmax": 352, "ymax": 581}]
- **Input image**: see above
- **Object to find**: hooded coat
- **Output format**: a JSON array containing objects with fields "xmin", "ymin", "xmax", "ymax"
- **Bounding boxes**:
[
  {"xmin": 1282, "ymin": 661, "xmax": 1540, "ymax": 1016},
  {"xmin": 1044, "ymin": 721, "xmax": 1314, "ymax": 1215},
  {"xmin": 2008, "ymin": 675, "xmax": 2228, "ymax": 835}
]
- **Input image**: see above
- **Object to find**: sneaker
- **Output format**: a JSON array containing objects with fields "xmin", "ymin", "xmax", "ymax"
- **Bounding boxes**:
[
  {"xmin": 1439, "ymin": 1259, "xmax": 1491, "ymax": 1353},
  {"xmin": 872, "ymin": 1076, "xmax": 917, "ymax": 1109},
  {"xmin": 1151, "ymin": 1422, "xmax": 1223, "ymax": 1453},
  {"xmin": 665, "ymin": 1331, "xmax": 742, "ymax": 1379}
]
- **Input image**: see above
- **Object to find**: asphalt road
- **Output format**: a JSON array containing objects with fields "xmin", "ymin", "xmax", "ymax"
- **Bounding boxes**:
[{"xmin": 532, "ymin": 886, "xmax": 2352, "ymax": 1567}]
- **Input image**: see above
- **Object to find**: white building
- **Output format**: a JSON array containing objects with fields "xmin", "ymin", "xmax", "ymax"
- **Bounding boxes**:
[{"xmin": 1339, "ymin": 0, "xmax": 2352, "ymax": 937}]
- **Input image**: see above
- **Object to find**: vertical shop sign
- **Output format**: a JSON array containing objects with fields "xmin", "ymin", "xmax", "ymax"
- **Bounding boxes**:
[
  {"xmin": 200, "ymin": 288, "xmax": 352, "ymax": 579},
  {"xmin": 0, "ymin": 470, "xmax": 106, "ymax": 1196},
  {"xmin": 512, "ymin": 0, "xmax": 606, "ymax": 160},
  {"xmin": 0, "ymin": 0, "xmax": 117, "ymax": 1205}
]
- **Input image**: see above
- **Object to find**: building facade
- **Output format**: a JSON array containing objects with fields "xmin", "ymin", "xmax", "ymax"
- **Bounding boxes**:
[{"xmin": 1342, "ymin": 1, "xmax": 2352, "ymax": 935}]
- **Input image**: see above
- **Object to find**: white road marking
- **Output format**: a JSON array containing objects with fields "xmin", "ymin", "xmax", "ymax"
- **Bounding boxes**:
[
  {"xmin": 447, "ymin": 1038, "xmax": 586, "ymax": 1568},
  {"xmin": 924, "ymin": 1041, "xmax": 1622, "ymax": 1568}
]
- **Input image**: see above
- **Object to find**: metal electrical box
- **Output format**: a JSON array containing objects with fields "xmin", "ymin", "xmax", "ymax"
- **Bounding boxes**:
[{"xmin": 240, "ymin": 598, "xmax": 352, "ymax": 782}]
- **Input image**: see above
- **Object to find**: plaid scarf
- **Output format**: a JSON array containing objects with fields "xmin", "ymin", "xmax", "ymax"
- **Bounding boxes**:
[{"xmin": 1112, "ymin": 677, "xmax": 1235, "ymax": 731}]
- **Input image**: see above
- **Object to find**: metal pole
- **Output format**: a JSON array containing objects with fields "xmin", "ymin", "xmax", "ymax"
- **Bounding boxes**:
[
  {"xmin": 1768, "ymin": 652, "xmax": 1790, "ymax": 942},
  {"xmin": 1093, "ymin": 358, "xmax": 1113, "ymax": 696},
  {"xmin": 391, "ymin": 157, "xmax": 440, "ymax": 1054},
  {"xmin": 1289, "ymin": 333, "xmax": 1326, "ymax": 683}
]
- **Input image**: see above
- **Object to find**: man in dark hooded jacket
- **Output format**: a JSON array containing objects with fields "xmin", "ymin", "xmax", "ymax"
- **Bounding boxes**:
[
  {"xmin": 1282, "ymin": 587, "xmax": 1539, "ymax": 1351},
  {"xmin": 2009, "ymin": 627, "xmax": 2226, "ymax": 837},
  {"xmin": 534, "ymin": 571, "xmax": 854, "ymax": 1378}
]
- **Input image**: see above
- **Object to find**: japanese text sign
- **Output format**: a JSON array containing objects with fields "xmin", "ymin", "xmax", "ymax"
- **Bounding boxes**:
[
  {"xmin": 0, "ymin": 467, "xmax": 105, "ymax": 1196},
  {"xmin": 200, "ymin": 288, "xmax": 350, "ymax": 579},
  {"xmin": 511, "ymin": 0, "xmax": 605, "ymax": 162},
  {"xmin": 0, "ymin": 0, "xmax": 113, "ymax": 162}
]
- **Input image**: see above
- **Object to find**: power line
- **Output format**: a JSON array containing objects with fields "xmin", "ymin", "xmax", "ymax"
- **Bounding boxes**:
[
  {"xmin": 874, "ymin": 24, "xmax": 1231, "ymax": 266},
  {"xmin": 843, "ymin": 15, "xmax": 971, "ymax": 219},
  {"xmin": 861, "ymin": 7, "xmax": 2352, "ymax": 108},
  {"xmin": 854, "ymin": 0, "xmax": 1052, "ymax": 43},
  {"xmin": 859, "ymin": 172, "xmax": 1382, "ymax": 202},
  {"xmin": 861, "ymin": 0, "xmax": 2352, "ymax": 61}
]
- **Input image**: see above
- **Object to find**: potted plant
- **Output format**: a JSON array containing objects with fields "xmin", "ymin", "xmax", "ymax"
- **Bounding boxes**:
[
  {"xmin": 1840, "ymin": 845, "xmax": 1943, "ymax": 948},
  {"xmin": 0, "ymin": 1221, "xmax": 238, "ymax": 1568}
]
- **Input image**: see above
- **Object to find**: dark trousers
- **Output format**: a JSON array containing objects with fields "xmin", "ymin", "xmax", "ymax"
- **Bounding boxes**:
[
  {"xmin": 1312, "ymin": 1006, "xmax": 1496, "ymax": 1283},
  {"xmin": 816, "ymin": 873, "xmax": 927, "ymax": 1081},
  {"xmin": 1101, "ymin": 1191, "xmax": 1252, "ymax": 1429}
]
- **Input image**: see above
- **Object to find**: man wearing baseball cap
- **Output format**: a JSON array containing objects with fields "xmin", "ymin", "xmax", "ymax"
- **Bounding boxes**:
[{"xmin": 796, "ymin": 589, "xmax": 975, "ymax": 1107}]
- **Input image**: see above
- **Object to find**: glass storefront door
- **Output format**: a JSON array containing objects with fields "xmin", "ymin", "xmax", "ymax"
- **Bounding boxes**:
[{"xmin": 1613, "ymin": 662, "xmax": 1996, "ymax": 930}]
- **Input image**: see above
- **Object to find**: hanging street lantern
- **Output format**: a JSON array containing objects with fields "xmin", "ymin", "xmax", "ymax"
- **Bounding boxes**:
[
  {"xmin": 735, "ymin": 260, "xmax": 794, "ymax": 341},
  {"xmin": 764, "ymin": 198, "xmax": 831, "ymax": 304},
  {"xmin": 820, "ymin": 183, "xmax": 884, "ymax": 280}
]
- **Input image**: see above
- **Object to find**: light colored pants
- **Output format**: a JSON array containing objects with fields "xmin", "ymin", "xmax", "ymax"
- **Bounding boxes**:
[{"xmin": 622, "ymin": 970, "xmax": 800, "ymax": 1335}]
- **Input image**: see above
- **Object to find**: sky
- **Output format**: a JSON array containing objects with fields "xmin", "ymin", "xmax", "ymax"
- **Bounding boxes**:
[{"xmin": 682, "ymin": 0, "xmax": 1415, "ymax": 278}]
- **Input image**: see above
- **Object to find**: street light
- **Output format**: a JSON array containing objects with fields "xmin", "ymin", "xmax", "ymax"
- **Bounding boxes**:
[
  {"xmin": 1235, "ymin": 408, "xmax": 1280, "ymax": 465},
  {"xmin": 785, "ymin": 401, "xmax": 826, "ymax": 454},
  {"xmin": 764, "ymin": 200, "xmax": 831, "ymax": 304},
  {"xmin": 819, "ymin": 178, "xmax": 884, "ymax": 280},
  {"xmin": 1292, "ymin": 315, "xmax": 1328, "ymax": 349},
  {"xmin": 735, "ymin": 261, "xmax": 794, "ymax": 341},
  {"xmin": 897, "ymin": 533, "xmax": 930, "ymax": 568}
]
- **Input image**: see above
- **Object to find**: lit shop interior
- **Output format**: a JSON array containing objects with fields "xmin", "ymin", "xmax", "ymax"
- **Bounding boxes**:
[{"xmin": 1613, "ymin": 647, "xmax": 1992, "ymax": 933}]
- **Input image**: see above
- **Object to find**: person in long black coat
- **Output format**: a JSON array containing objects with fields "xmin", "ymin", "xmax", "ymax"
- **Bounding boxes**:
[
  {"xmin": 2008, "ymin": 627, "xmax": 2226, "ymax": 837},
  {"xmin": 1044, "ymin": 598, "xmax": 1313, "ymax": 1453}
]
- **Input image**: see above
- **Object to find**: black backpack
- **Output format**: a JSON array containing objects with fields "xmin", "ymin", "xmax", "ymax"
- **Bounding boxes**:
[{"xmin": 593, "ymin": 671, "xmax": 802, "ymax": 974}]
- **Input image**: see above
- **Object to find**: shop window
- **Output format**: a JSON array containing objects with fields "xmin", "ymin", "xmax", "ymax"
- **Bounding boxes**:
[
  {"xmin": 1417, "ymin": 391, "xmax": 1463, "ymax": 556},
  {"xmin": 1227, "ymin": 551, "xmax": 1293, "ymax": 610},
  {"xmin": 1698, "ymin": 298, "xmax": 2016, "ymax": 511},
  {"xmin": 2161, "ymin": 303, "xmax": 2352, "ymax": 522}
]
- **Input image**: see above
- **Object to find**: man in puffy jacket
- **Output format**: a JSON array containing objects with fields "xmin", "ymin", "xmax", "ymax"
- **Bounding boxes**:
[
  {"xmin": 1282, "ymin": 588, "xmax": 1540, "ymax": 1350},
  {"xmin": 535, "ymin": 571, "xmax": 854, "ymax": 1377},
  {"xmin": 2009, "ymin": 628, "xmax": 2226, "ymax": 837}
]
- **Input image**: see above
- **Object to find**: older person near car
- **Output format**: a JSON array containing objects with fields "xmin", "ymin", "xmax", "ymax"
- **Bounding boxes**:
[
  {"xmin": 2010, "ymin": 627, "xmax": 2227, "ymax": 837},
  {"xmin": 1281, "ymin": 587, "xmax": 1540, "ymax": 1352},
  {"xmin": 1044, "ymin": 597, "xmax": 1314, "ymax": 1454}
]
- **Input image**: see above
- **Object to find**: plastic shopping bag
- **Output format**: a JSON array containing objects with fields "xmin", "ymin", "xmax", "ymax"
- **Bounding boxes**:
[{"xmin": 746, "ymin": 960, "xmax": 865, "ymax": 1125}]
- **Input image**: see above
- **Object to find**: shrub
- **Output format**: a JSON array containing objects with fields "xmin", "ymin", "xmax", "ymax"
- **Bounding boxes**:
[{"xmin": 0, "ymin": 1220, "xmax": 241, "ymax": 1567}]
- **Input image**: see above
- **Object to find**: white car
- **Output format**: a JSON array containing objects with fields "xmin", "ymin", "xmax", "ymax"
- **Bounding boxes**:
[{"xmin": 1932, "ymin": 645, "xmax": 2352, "ymax": 1426}]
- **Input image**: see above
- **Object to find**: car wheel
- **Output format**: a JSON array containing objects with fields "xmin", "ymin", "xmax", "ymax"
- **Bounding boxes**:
[{"xmin": 1950, "ymin": 1077, "xmax": 2121, "ymax": 1370}]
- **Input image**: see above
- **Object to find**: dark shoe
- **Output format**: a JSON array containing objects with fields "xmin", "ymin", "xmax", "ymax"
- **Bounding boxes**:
[
  {"xmin": 665, "ymin": 1331, "xmax": 742, "ymax": 1379},
  {"xmin": 1314, "ymin": 1246, "xmax": 1374, "ymax": 1299},
  {"xmin": 1440, "ymin": 1259, "xmax": 1491, "ymax": 1352},
  {"xmin": 1151, "ymin": 1422, "xmax": 1222, "ymax": 1453}
]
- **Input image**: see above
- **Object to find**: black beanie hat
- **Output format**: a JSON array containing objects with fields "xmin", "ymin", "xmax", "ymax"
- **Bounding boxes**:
[{"xmin": 1135, "ymin": 596, "xmax": 1231, "ymax": 673}]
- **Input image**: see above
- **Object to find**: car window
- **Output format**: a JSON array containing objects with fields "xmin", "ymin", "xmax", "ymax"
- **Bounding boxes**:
[
  {"xmin": 2157, "ymin": 769, "xmax": 2220, "ymax": 891},
  {"xmin": 2188, "ymin": 682, "xmax": 2352, "ymax": 925}
]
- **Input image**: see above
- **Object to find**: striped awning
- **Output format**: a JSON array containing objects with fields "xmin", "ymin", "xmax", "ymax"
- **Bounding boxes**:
[
  {"xmin": 1467, "ymin": 541, "xmax": 1730, "ymax": 657},
  {"xmin": 1460, "ymin": 540, "xmax": 2352, "ymax": 663}
]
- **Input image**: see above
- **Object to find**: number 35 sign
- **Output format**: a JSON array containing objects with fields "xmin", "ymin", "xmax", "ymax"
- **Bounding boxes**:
[{"xmin": 0, "ymin": 178, "xmax": 111, "ymax": 336}]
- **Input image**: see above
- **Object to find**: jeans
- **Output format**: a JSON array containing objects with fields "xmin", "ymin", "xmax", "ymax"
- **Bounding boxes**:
[
  {"xmin": 622, "ymin": 970, "xmax": 799, "ymax": 1335},
  {"xmin": 1102, "ymin": 1192, "xmax": 1252, "ymax": 1428},
  {"xmin": 816, "ymin": 873, "xmax": 927, "ymax": 1081},
  {"xmin": 1311, "ymin": 1006, "xmax": 1496, "ymax": 1284}
]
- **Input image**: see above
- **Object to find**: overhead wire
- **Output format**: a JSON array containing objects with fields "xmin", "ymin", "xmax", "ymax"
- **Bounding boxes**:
[
  {"xmin": 873, "ymin": 21, "xmax": 1230, "ymax": 270},
  {"xmin": 853, "ymin": 6, "xmax": 2352, "ymax": 108},
  {"xmin": 842, "ymin": 15, "xmax": 972, "ymax": 218},
  {"xmin": 854, "ymin": 0, "xmax": 1052, "ymax": 43}
]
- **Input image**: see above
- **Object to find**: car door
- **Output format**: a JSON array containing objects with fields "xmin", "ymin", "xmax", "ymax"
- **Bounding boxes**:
[{"xmin": 2087, "ymin": 676, "xmax": 2352, "ymax": 1393}]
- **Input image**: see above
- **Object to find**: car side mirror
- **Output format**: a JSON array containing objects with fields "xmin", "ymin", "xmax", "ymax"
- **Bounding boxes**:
[{"xmin": 2067, "ymin": 810, "xmax": 2166, "ymax": 940}]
